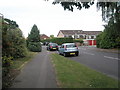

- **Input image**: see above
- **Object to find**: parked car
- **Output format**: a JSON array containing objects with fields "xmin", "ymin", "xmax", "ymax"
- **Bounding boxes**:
[
  {"xmin": 47, "ymin": 43, "xmax": 58, "ymax": 51},
  {"xmin": 58, "ymin": 43, "xmax": 79, "ymax": 57}
]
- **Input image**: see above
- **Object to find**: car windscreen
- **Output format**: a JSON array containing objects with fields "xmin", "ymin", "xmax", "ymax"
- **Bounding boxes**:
[
  {"xmin": 50, "ymin": 43, "xmax": 58, "ymax": 46},
  {"xmin": 66, "ymin": 44, "xmax": 76, "ymax": 48}
]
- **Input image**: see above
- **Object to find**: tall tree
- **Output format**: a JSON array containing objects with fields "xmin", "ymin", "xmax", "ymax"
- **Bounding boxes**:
[{"xmin": 27, "ymin": 24, "xmax": 42, "ymax": 52}]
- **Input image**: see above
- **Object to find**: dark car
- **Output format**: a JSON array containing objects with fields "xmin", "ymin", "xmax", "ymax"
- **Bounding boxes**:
[{"xmin": 47, "ymin": 43, "xmax": 58, "ymax": 51}]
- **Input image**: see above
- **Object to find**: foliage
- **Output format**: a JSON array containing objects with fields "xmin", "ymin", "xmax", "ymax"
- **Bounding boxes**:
[
  {"xmin": 28, "ymin": 42, "xmax": 42, "ymax": 52},
  {"xmin": 52, "ymin": 1, "xmax": 94, "ymax": 12},
  {"xmin": 73, "ymin": 39, "xmax": 84, "ymax": 44},
  {"xmin": 50, "ymin": 34, "xmax": 54, "ymax": 39},
  {"xmin": 97, "ymin": 2, "xmax": 120, "ymax": 23},
  {"xmin": 27, "ymin": 24, "xmax": 42, "ymax": 52},
  {"xmin": 2, "ymin": 18, "xmax": 28, "ymax": 88},
  {"xmin": 41, "ymin": 37, "xmax": 73, "ymax": 45},
  {"xmin": 2, "ymin": 56, "xmax": 13, "ymax": 68},
  {"xmin": 2, "ymin": 24, "xmax": 28, "ymax": 58},
  {"xmin": 96, "ymin": 18, "xmax": 120, "ymax": 49}
]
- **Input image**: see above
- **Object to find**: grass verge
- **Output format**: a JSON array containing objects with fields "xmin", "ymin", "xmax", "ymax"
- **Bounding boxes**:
[
  {"xmin": 10, "ymin": 51, "xmax": 38, "ymax": 70},
  {"xmin": 3, "ymin": 51, "xmax": 38, "ymax": 88},
  {"xmin": 51, "ymin": 53, "xmax": 119, "ymax": 88}
]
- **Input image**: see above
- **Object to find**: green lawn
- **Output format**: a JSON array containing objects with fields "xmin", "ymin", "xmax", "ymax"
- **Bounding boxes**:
[{"xmin": 51, "ymin": 53, "xmax": 119, "ymax": 88}]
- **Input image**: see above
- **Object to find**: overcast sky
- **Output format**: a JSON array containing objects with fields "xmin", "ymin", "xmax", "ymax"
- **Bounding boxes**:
[{"xmin": 0, "ymin": 0, "xmax": 105, "ymax": 38}]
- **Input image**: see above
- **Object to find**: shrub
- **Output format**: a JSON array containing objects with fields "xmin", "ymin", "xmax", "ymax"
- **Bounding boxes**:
[
  {"xmin": 28, "ymin": 42, "xmax": 42, "ymax": 52},
  {"xmin": 42, "ymin": 37, "xmax": 73, "ymax": 45}
]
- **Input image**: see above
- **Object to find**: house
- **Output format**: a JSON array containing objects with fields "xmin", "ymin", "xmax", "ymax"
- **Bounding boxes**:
[
  {"xmin": 57, "ymin": 30, "xmax": 102, "ymax": 46},
  {"xmin": 40, "ymin": 34, "xmax": 50, "ymax": 40}
]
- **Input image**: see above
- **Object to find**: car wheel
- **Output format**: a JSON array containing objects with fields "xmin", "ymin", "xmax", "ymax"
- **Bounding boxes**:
[
  {"xmin": 58, "ymin": 51, "xmax": 61, "ymax": 55},
  {"xmin": 76, "ymin": 53, "xmax": 79, "ymax": 56},
  {"xmin": 63, "ymin": 53, "xmax": 67, "ymax": 57}
]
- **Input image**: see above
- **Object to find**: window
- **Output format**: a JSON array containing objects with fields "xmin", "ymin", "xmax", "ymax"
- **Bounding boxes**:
[
  {"xmin": 61, "ymin": 45, "xmax": 64, "ymax": 48},
  {"xmin": 91, "ymin": 36, "xmax": 94, "ymax": 39},
  {"xmin": 79, "ymin": 35, "xmax": 83, "ymax": 39},
  {"xmin": 66, "ymin": 44, "xmax": 76, "ymax": 48}
]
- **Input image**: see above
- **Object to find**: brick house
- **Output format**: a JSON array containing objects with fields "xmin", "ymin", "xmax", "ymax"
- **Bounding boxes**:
[
  {"xmin": 40, "ymin": 34, "xmax": 50, "ymax": 40},
  {"xmin": 57, "ymin": 30, "xmax": 102, "ymax": 46}
]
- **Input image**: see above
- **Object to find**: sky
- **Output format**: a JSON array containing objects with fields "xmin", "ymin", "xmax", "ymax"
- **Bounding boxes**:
[{"xmin": 0, "ymin": 0, "xmax": 105, "ymax": 38}]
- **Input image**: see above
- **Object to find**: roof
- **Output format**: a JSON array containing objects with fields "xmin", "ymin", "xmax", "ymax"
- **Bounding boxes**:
[
  {"xmin": 60, "ymin": 30, "xmax": 83, "ymax": 35},
  {"xmin": 40, "ymin": 34, "xmax": 50, "ymax": 40},
  {"xmin": 59, "ymin": 30, "xmax": 102, "ymax": 35},
  {"xmin": 83, "ymin": 31, "xmax": 102, "ymax": 35}
]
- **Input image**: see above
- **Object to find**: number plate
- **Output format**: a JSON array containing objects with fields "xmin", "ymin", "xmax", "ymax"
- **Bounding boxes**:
[
  {"xmin": 53, "ymin": 48, "xmax": 56, "ymax": 49},
  {"xmin": 70, "ymin": 53, "xmax": 75, "ymax": 55}
]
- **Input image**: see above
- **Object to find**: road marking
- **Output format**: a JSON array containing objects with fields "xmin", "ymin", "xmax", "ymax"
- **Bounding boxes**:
[
  {"xmin": 83, "ymin": 52, "xmax": 95, "ymax": 55},
  {"xmin": 104, "ymin": 56, "xmax": 120, "ymax": 60}
]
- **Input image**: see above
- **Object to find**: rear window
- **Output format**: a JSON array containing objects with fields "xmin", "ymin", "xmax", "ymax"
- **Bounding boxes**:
[
  {"xmin": 66, "ymin": 44, "xmax": 76, "ymax": 48},
  {"xmin": 50, "ymin": 43, "xmax": 58, "ymax": 46}
]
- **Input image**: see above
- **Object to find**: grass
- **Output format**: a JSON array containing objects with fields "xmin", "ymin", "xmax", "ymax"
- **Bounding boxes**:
[
  {"xmin": 10, "ymin": 51, "xmax": 38, "ymax": 69},
  {"xmin": 51, "ymin": 53, "xmax": 119, "ymax": 88}
]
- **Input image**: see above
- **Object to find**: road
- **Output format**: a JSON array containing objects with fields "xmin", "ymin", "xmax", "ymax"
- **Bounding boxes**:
[
  {"xmin": 67, "ymin": 46, "xmax": 119, "ymax": 80},
  {"xmin": 11, "ymin": 46, "xmax": 57, "ymax": 88}
]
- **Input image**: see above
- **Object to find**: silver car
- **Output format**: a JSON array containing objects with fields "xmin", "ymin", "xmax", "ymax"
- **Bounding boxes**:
[{"xmin": 58, "ymin": 43, "xmax": 79, "ymax": 57}]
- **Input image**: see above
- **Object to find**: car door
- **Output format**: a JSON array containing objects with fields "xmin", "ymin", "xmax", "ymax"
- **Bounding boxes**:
[{"xmin": 60, "ymin": 45, "xmax": 65, "ymax": 54}]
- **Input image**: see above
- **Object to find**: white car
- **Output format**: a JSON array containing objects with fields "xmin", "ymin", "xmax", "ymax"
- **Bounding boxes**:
[{"xmin": 58, "ymin": 43, "xmax": 79, "ymax": 57}]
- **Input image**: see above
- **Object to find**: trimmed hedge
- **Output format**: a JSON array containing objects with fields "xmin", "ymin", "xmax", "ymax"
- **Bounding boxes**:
[{"xmin": 42, "ymin": 37, "xmax": 74, "ymax": 45}]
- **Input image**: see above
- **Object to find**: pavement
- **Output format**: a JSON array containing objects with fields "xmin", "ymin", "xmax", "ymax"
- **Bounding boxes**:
[{"xmin": 11, "ymin": 46, "xmax": 58, "ymax": 88}]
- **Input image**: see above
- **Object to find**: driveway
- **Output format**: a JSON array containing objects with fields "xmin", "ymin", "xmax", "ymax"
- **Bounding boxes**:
[
  {"xmin": 67, "ymin": 46, "xmax": 119, "ymax": 80},
  {"xmin": 11, "ymin": 46, "xmax": 57, "ymax": 88}
]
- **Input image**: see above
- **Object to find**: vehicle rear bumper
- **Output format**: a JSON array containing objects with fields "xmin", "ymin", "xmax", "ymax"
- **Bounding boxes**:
[{"xmin": 64, "ymin": 51, "xmax": 79, "ymax": 56}]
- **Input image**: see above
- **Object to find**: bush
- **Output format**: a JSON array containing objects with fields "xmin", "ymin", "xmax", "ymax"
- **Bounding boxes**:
[
  {"xmin": 96, "ymin": 21, "xmax": 120, "ymax": 49},
  {"xmin": 28, "ymin": 42, "xmax": 42, "ymax": 52},
  {"xmin": 42, "ymin": 37, "xmax": 73, "ymax": 45},
  {"xmin": 2, "ymin": 18, "xmax": 28, "ymax": 58},
  {"xmin": 73, "ymin": 39, "xmax": 84, "ymax": 43}
]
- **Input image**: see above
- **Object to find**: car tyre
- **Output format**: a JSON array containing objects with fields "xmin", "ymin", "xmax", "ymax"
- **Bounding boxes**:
[
  {"xmin": 63, "ymin": 53, "xmax": 67, "ymax": 57},
  {"xmin": 76, "ymin": 53, "xmax": 79, "ymax": 56}
]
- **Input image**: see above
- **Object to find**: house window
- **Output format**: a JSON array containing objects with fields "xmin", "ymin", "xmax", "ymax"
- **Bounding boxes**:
[
  {"xmin": 64, "ymin": 35, "xmax": 67, "ymax": 37},
  {"xmin": 79, "ymin": 35, "xmax": 83, "ymax": 39},
  {"xmin": 69, "ymin": 35, "xmax": 72, "ymax": 38},
  {"xmin": 91, "ymin": 36, "xmax": 94, "ymax": 39}
]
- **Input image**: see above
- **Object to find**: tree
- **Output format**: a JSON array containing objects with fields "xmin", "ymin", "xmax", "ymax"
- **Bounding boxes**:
[
  {"xmin": 50, "ymin": 35, "xmax": 54, "ymax": 39},
  {"xmin": 27, "ymin": 24, "xmax": 42, "ymax": 52}
]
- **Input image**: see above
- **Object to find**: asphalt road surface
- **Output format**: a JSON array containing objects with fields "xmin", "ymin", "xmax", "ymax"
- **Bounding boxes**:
[
  {"xmin": 11, "ymin": 46, "xmax": 57, "ymax": 88},
  {"xmin": 67, "ymin": 46, "xmax": 119, "ymax": 80}
]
